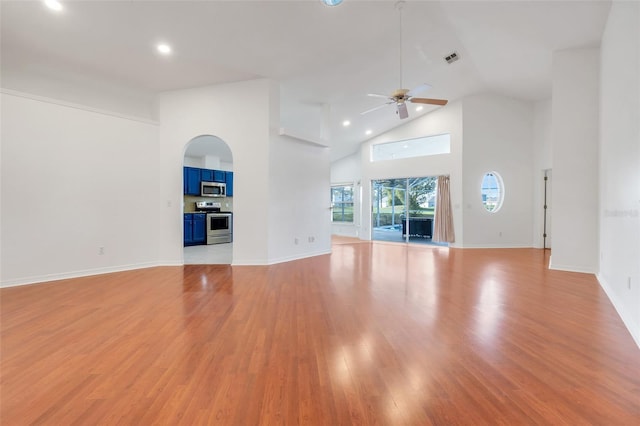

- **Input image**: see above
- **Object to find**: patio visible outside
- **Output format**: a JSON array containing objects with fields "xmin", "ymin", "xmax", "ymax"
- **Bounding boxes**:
[{"xmin": 372, "ymin": 177, "xmax": 447, "ymax": 246}]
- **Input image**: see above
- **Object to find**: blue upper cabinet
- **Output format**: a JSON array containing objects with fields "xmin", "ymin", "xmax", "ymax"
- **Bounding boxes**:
[
  {"xmin": 200, "ymin": 169, "xmax": 214, "ymax": 182},
  {"xmin": 183, "ymin": 167, "xmax": 231, "ymax": 196},
  {"xmin": 184, "ymin": 167, "xmax": 201, "ymax": 195},
  {"xmin": 213, "ymin": 170, "xmax": 226, "ymax": 183},
  {"xmin": 225, "ymin": 171, "xmax": 234, "ymax": 197}
]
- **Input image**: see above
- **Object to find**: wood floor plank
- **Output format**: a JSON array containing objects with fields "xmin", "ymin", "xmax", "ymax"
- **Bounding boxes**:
[{"xmin": 2, "ymin": 244, "xmax": 640, "ymax": 424}]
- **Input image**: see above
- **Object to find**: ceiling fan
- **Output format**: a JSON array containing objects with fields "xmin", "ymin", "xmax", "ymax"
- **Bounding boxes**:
[{"xmin": 361, "ymin": 1, "xmax": 448, "ymax": 120}]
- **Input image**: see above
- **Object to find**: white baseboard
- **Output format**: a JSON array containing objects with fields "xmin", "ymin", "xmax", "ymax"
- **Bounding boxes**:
[
  {"xmin": 455, "ymin": 244, "xmax": 533, "ymax": 249},
  {"xmin": 231, "ymin": 258, "xmax": 269, "ymax": 266},
  {"xmin": 548, "ymin": 262, "xmax": 597, "ymax": 274},
  {"xmin": 265, "ymin": 249, "xmax": 332, "ymax": 265},
  {"xmin": 0, "ymin": 261, "xmax": 161, "ymax": 288},
  {"xmin": 597, "ymin": 274, "xmax": 640, "ymax": 350}
]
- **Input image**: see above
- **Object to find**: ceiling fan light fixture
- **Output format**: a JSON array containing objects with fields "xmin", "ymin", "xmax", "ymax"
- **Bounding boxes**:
[
  {"xmin": 397, "ymin": 103, "xmax": 409, "ymax": 119},
  {"xmin": 321, "ymin": 0, "xmax": 343, "ymax": 6}
]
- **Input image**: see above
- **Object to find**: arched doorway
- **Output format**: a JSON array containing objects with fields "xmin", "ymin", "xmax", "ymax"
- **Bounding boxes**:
[{"xmin": 182, "ymin": 135, "xmax": 234, "ymax": 264}]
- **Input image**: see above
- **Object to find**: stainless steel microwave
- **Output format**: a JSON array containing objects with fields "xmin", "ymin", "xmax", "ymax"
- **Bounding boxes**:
[{"xmin": 201, "ymin": 181, "xmax": 226, "ymax": 197}]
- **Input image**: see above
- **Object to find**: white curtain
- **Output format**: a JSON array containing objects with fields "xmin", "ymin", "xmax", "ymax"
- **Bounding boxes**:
[{"xmin": 433, "ymin": 175, "xmax": 455, "ymax": 243}]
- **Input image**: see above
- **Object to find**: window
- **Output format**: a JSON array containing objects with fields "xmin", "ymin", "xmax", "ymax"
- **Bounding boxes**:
[
  {"xmin": 481, "ymin": 172, "xmax": 504, "ymax": 212},
  {"xmin": 371, "ymin": 133, "xmax": 451, "ymax": 162},
  {"xmin": 331, "ymin": 185, "xmax": 354, "ymax": 222}
]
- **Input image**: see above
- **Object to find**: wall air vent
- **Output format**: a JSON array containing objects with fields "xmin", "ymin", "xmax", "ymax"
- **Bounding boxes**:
[{"xmin": 444, "ymin": 52, "xmax": 459, "ymax": 64}]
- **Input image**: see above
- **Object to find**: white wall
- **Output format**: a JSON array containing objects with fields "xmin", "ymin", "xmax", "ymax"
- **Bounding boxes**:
[
  {"xmin": 340, "ymin": 94, "xmax": 536, "ymax": 248},
  {"xmin": 532, "ymin": 99, "xmax": 553, "ymax": 248},
  {"xmin": 268, "ymin": 136, "xmax": 331, "ymax": 262},
  {"xmin": 550, "ymin": 48, "xmax": 600, "ymax": 273},
  {"xmin": 598, "ymin": 0, "xmax": 640, "ymax": 346},
  {"xmin": 0, "ymin": 91, "xmax": 160, "ymax": 286},
  {"xmin": 461, "ymin": 94, "xmax": 534, "ymax": 248},
  {"xmin": 184, "ymin": 155, "xmax": 230, "ymax": 170},
  {"xmin": 330, "ymin": 154, "xmax": 361, "ymax": 237},
  {"xmin": 155, "ymin": 79, "xmax": 273, "ymax": 265},
  {"xmin": 156, "ymin": 78, "xmax": 330, "ymax": 266},
  {"xmin": 1, "ymin": 62, "xmax": 155, "ymax": 120},
  {"xmin": 360, "ymin": 101, "xmax": 464, "ymax": 245}
]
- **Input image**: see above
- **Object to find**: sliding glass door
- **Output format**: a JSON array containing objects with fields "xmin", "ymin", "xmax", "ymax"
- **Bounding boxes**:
[
  {"xmin": 372, "ymin": 179, "xmax": 407, "ymax": 242},
  {"xmin": 371, "ymin": 176, "xmax": 440, "ymax": 245}
]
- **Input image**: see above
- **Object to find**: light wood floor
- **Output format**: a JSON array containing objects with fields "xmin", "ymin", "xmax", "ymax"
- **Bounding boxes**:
[{"xmin": 2, "ymin": 242, "xmax": 639, "ymax": 424}]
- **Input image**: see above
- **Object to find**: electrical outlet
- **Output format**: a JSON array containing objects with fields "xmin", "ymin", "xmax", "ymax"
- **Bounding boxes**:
[
  {"xmin": 308, "ymin": 236, "xmax": 315, "ymax": 243},
  {"xmin": 294, "ymin": 238, "xmax": 299, "ymax": 245},
  {"xmin": 98, "ymin": 247, "xmax": 105, "ymax": 255}
]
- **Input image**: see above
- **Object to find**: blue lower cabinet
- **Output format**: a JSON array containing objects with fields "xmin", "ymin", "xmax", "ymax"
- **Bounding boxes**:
[
  {"xmin": 183, "ymin": 214, "xmax": 194, "ymax": 246},
  {"xmin": 192, "ymin": 213, "xmax": 206, "ymax": 244},
  {"xmin": 225, "ymin": 171, "xmax": 234, "ymax": 197},
  {"xmin": 185, "ymin": 213, "xmax": 206, "ymax": 246}
]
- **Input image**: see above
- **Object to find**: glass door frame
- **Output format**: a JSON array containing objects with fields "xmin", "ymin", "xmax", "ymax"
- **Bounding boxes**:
[{"xmin": 371, "ymin": 176, "xmax": 437, "ymax": 244}]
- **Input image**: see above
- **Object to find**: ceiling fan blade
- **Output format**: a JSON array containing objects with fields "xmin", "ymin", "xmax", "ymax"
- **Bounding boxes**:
[
  {"xmin": 367, "ymin": 93, "xmax": 391, "ymax": 100},
  {"xmin": 406, "ymin": 83, "xmax": 432, "ymax": 98},
  {"xmin": 410, "ymin": 97, "xmax": 449, "ymax": 106},
  {"xmin": 360, "ymin": 102, "xmax": 393, "ymax": 115}
]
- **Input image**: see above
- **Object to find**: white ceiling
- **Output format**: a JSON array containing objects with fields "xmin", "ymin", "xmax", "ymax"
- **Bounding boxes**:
[{"xmin": 0, "ymin": 0, "xmax": 611, "ymax": 161}]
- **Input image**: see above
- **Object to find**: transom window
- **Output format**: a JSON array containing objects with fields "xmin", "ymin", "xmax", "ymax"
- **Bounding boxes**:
[
  {"xmin": 331, "ymin": 185, "xmax": 354, "ymax": 222},
  {"xmin": 371, "ymin": 133, "xmax": 451, "ymax": 162}
]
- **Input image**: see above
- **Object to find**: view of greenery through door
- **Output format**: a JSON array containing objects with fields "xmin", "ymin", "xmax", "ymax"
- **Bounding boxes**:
[{"xmin": 372, "ymin": 177, "xmax": 439, "ymax": 244}]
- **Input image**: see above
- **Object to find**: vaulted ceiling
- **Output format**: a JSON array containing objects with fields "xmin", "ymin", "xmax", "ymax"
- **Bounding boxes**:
[{"xmin": 0, "ymin": 0, "xmax": 611, "ymax": 161}]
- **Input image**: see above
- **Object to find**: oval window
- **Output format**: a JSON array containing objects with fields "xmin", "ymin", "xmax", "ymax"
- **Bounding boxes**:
[{"xmin": 481, "ymin": 172, "xmax": 504, "ymax": 212}]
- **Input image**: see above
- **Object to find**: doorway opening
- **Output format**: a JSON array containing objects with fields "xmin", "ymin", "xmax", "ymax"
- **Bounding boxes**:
[
  {"xmin": 182, "ymin": 135, "xmax": 234, "ymax": 264},
  {"xmin": 371, "ymin": 176, "xmax": 445, "ymax": 245}
]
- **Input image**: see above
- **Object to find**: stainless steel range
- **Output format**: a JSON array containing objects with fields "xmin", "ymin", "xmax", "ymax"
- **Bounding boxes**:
[{"xmin": 195, "ymin": 201, "xmax": 233, "ymax": 244}]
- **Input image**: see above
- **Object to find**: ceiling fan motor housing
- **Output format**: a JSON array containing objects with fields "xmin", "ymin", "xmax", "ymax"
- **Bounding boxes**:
[{"xmin": 392, "ymin": 88, "xmax": 410, "ymax": 98}]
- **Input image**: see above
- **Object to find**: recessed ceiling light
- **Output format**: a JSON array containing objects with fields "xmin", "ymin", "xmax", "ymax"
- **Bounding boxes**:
[
  {"xmin": 44, "ymin": 0, "xmax": 63, "ymax": 11},
  {"xmin": 342, "ymin": 120, "xmax": 351, "ymax": 127},
  {"xmin": 322, "ymin": 0, "xmax": 344, "ymax": 6},
  {"xmin": 415, "ymin": 106, "xmax": 424, "ymax": 112},
  {"xmin": 365, "ymin": 130, "xmax": 372, "ymax": 136},
  {"xmin": 157, "ymin": 44, "xmax": 172, "ymax": 55}
]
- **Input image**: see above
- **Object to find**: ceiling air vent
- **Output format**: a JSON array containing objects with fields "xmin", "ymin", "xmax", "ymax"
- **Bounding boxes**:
[{"xmin": 444, "ymin": 52, "xmax": 459, "ymax": 64}]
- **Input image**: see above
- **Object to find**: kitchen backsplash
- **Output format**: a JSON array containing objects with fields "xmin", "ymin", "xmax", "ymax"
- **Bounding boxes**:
[{"xmin": 183, "ymin": 195, "xmax": 233, "ymax": 213}]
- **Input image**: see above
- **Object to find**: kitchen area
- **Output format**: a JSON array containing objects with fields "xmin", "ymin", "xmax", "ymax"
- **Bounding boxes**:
[{"xmin": 183, "ymin": 135, "xmax": 234, "ymax": 264}]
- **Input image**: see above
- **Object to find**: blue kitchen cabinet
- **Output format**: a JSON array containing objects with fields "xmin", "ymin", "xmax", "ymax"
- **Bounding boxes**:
[
  {"xmin": 225, "ymin": 171, "xmax": 234, "ymax": 197},
  {"xmin": 184, "ymin": 167, "xmax": 201, "ymax": 195},
  {"xmin": 184, "ymin": 213, "xmax": 206, "ymax": 246},
  {"xmin": 213, "ymin": 170, "xmax": 226, "ymax": 183},
  {"xmin": 183, "ymin": 214, "xmax": 194, "ymax": 246},
  {"xmin": 192, "ymin": 213, "xmax": 206, "ymax": 244},
  {"xmin": 201, "ymin": 169, "xmax": 214, "ymax": 182}
]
